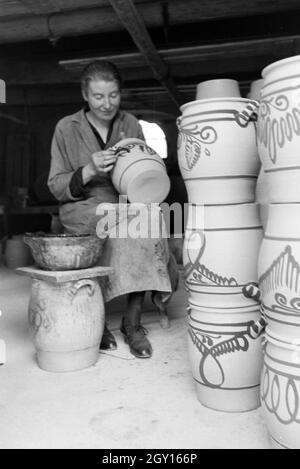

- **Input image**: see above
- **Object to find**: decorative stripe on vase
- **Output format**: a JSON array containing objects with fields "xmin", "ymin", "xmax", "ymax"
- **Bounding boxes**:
[
  {"xmin": 261, "ymin": 352, "xmax": 300, "ymax": 425},
  {"xmin": 188, "ymin": 318, "xmax": 264, "ymax": 389}
]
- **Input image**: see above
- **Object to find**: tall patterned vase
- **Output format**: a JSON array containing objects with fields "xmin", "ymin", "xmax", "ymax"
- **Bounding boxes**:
[
  {"xmin": 177, "ymin": 98, "xmax": 259, "ymax": 204},
  {"xmin": 183, "ymin": 203, "xmax": 264, "ymax": 411},
  {"xmin": 257, "ymin": 55, "xmax": 300, "ymax": 203},
  {"xmin": 258, "ymin": 203, "xmax": 300, "ymax": 448},
  {"xmin": 183, "ymin": 203, "xmax": 263, "ymax": 311},
  {"xmin": 188, "ymin": 303, "xmax": 264, "ymax": 412}
]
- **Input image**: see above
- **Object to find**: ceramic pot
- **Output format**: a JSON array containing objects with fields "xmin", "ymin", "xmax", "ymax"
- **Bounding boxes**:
[
  {"xmin": 257, "ymin": 55, "xmax": 300, "ymax": 202},
  {"xmin": 188, "ymin": 302, "xmax": 264, "ymax": 412},
  {"xmin": 28, "ymin": 277, "xmax": 105, "ymax": 372},
  {"xmin": 23, "ymin": 233, "xmax": 106, "ymax": 271},
  {"xmin": 247, "ymin": 78, "xmax": 264, "ymax": 101},
  {"xmin": 111, "ymin": 138, "xmax": 170, "ymax": 203},
  {"xmin": 4, "ymin": 236, "xmax": 32, "ymax": 268},
  {"xmin": 258, "ymin": 204, "xmax": 300, "ymax": 340},
  {"xmin": 177, "ymin": 98, "xmax": 260, "ymax": 204},
  {"xmin": 183, "ymin": 203, "xmax": 263, "ymax": 310},
  {"xmin": 196, "ymin": 78, "xmax": 241, "ymax": 100},
  {"xmin": 261, "ymin": 331, "xmax": 300, "ymax": 448}
]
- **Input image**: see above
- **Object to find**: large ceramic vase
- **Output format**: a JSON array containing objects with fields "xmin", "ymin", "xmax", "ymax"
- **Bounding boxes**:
[
  {"xmin": 257, "ymin": 55, "xmax": 300, "ymax": 203},
  {"xmin": 196, "ymin": 78, "xmax": 241, "ymax": 100},
  {"xmin": 248, "ymin": 78, "xmax": 264, "ymax": 101},
  {"xmin": 261, "ymin": 332, "xmax": 300, "ymax": 448},
  {"xmin": 188, "ymin": 303, "xmax": 264, "ymax": 412},
  {"xmin": 177, "ymin": 98, "xmax": 260, "ymax": 204},
  {"xmin": 28, "ymin": 278, "xmax": 105, "ymax": 372},
  {"xmin": 111, "ymin": 138, "xmax": 170, "ymax": 203},
  {"xmin": 258, "ymin": 204, "xmax": 300, "ymax": 448},
  {"xmin": 183, "ymin": 203, "xmax": 263, "ymax": 311}
]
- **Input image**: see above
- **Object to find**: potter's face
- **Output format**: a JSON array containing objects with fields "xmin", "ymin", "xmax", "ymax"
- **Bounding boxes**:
[{"xmin": 83, "ymin": 79, "xmax": 121, "ymax": 123}]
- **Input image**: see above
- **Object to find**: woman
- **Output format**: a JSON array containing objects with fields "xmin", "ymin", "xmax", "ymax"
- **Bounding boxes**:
[{"xmin": 48, "ymin": 60, "xmax": 176, "ymax": 359}]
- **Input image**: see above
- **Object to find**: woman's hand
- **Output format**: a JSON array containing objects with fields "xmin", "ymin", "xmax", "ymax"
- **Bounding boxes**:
[
  {"xmin": 82, "ymin": 150, "xmax": 118, "ymax": 184},
  {"xmin": 91, "ymin": 150, "xmax": 118, "ymax": 173}
]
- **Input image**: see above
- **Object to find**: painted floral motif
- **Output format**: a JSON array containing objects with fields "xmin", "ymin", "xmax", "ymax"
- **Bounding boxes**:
[
  {"xmin": 177, "ymin": 123, "xmax": 217, "ymax": 171},
  {"xmin": 177, "ymin": 102, "xmax": 258, "ymax": 172},
  {"xmin": 257, "ymin": 86, "xmax": 300, "ymax": 163},
  {"xmin": 114, "ymin": 142, "xmax": 157, "ymax": 157}
]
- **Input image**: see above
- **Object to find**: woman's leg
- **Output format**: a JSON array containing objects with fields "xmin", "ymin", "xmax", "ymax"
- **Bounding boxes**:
[
  {"xmin": 121, "ymin": 291, "xmax": 152, "ymax": 358},
  {"xmin": 99, "ymin": 323, "xmax": 117, "ymax": 351}
]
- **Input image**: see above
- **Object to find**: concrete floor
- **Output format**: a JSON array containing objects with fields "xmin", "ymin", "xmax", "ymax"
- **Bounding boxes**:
[{"xmin": 0, "ymin": 262, "xmax": 272, "ymax": 449}]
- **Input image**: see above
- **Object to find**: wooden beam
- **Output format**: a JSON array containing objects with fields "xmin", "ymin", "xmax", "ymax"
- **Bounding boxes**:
[
  {"xmin": 60, "ymin": 34, "xmax": 300, "ymax": 70},
  {"xmin": 1, "ymin": 33, "xmax": 300, "ymax": 86},
  {"xmin": 0, "ymin": 0, "xmax": 299, "ymax": 44},
  {"xmin": 108, "ymin": 0, "xmax": 183, "ymax": 109},
  {"xmin": 17, "ymin": 0, "xmax": 61, "ymax": 15},
  {"xmin": 60, "ymin": 33, "xmax": 300, "ymax": 76}
]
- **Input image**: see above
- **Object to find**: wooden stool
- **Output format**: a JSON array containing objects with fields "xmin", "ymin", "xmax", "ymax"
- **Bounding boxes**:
[{"xmin": 17, "ymin": 265, "xmax": 113, "ymax": 372}]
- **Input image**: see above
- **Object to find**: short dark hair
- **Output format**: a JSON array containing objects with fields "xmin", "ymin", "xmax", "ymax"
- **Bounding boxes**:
[{"xmin": 80, "ymin": 60, "xmax": 123, "ymax": 94}]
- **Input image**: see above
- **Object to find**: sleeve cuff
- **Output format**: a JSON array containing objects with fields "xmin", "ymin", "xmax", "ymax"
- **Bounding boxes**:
[{"xmin": 69, "ymin": 167, "xmax": 90, "ymax": 198}]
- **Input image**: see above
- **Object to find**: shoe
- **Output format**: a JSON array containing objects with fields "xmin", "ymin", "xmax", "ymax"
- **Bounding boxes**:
[
  {"xmin": 120, "ymin": 318, "xmax": 152, "ymax": 358},
  {"xmin": 99, "ymin": 323, "xmax": 117, "ymax": 351}
]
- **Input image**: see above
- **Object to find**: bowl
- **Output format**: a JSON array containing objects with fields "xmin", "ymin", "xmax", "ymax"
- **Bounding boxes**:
[{"xmin": 23, "ymin": 233, "xmax": 107, "ymax": 271}]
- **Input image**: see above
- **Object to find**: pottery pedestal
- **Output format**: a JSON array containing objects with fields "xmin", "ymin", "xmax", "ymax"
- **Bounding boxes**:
[{"xmin": 17, "ymin": 265, "xmax": 113, "ymax": 372}]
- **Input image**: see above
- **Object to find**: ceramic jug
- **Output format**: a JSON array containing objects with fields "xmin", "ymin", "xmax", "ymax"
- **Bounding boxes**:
[
  {"xmin": 196, "ymin": 78, "xmax": 241, "ymax": 100},
  {"xmin": 111, "ymin": 138, "xmax": 170, "ymax": 203},
  {"xmin": 257, "ymin": 55, "xmax": 300, "ymax": 202},
  {"xmin": 183, "ymin": 203, "xmax": 263, "ymax": 311},
  {"xmin": 260, "ymin": 331, "xmax": 300, "ymax": 448},
  {"xmin": 188, "ymin": 302, "xmax": 264, "ymax": 412},
  {"xmin": 247, "ymin": 78, "xmax": 264, "ymax": 101},
  {"xmin": 28, "ymin": 277, "xmax": 105, "ymax": 372},
  {"xmin": 258, "ymin": 204, "xmax": 300, "ymax": 339},
  {"xmin": 258, "ymin": 203, "xmax": 300, "ymax": 448},
  {"xmin": 177, "ymin": 98, "xmax": 260, "ymax": 204}
]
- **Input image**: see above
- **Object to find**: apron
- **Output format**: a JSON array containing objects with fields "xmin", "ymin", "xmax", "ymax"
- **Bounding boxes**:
[{"xmin": 59, "ymin": 191, "xmax": 176, "ymax": 303}]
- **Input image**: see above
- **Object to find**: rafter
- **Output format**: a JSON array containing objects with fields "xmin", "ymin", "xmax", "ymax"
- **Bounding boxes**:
[
  {"xmin": 16, "ymin": 0, "xmax": 61, "ymax": 14},
  {"xmin": 108, "ymin": 0, "xmax": 183, "ymax": 109}
]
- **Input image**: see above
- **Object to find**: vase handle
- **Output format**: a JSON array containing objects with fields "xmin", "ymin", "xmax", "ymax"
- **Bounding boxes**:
[
  {"xmin": 248, "ymin": 311, "xmax": 267, "ymax": 339},
  {"xmin": 70, "ymin": 279, "xmax": 95, "ymax": 299},
  {"xmin": 242, "ymin": 282, "xmax": 267, "ymax": 336},
  {"xmin": 235, "ymin": 99, "xmax": 259, "ymax": 127},
  {"xmin": 176, "ymin": 116, "xmax": 182, "ymax": 130}
]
